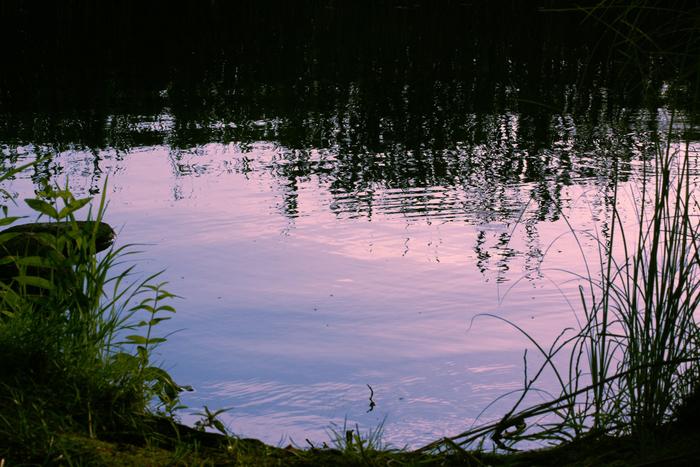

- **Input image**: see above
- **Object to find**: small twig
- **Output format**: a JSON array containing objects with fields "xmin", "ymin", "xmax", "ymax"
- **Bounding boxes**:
[{"xmin": 367, "ymin": 384, "xmax": 376, "ymax": 412}]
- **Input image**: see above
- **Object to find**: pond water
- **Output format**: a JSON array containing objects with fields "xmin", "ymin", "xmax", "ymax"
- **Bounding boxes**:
[{"xmin": 1, "ymin": 2, "xmax": 697, "ymax": 448}]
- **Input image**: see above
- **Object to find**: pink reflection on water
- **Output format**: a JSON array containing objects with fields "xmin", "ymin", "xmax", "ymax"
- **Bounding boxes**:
[{"xmin": 3, "ymin": 141, "xmax": 673, "ymax": 446}]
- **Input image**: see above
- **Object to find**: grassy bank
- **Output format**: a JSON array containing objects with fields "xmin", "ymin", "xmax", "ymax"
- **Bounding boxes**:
[
  {"xmin": 440, "ymin": 130, "xmax": 700, "ymax": 449},
  {"xmin": 0, "ymin": 177, "xmax": 189, "ymax": 464},
  {"xmin": 4, "ymin": 409, "xmax": 700, "ymax": 466}
]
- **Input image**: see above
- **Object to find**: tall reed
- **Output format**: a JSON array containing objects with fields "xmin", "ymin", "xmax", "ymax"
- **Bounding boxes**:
[
  {"xmin": 570, "ymin": 123, "xmax": 700, "ymax": 439},
  {"xmin": 421, "ymin": 114, "xmax": 700, "ymax": 452},
  {"xmin": 0, "ymin": 181, "xmax": 187, "ymax": 461}
]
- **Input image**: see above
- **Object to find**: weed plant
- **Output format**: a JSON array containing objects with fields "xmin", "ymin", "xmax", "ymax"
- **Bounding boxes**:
[
  {"xmin": 421, "ymin": 114, "xmax": 700, "ymax": 453},
  {"xmin": 0, "ymin": 181, "xmax": 187, "ymax": 463},
  {"xmin": 419, "ymin": 0, "xmax": 700, "ymax": 454}
]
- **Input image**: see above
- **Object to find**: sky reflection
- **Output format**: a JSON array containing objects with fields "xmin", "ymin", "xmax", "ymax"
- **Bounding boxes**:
[{"xmin": 0, "ymin": 138, "xmax": 652, "ymax": 446}]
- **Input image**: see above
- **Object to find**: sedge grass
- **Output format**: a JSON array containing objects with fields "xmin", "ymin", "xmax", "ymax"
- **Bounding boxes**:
[
  {"xmin": 421, "ymin": 113, "xmax": 700, "ymax": 453},
  {"xmin": 0, "ymin": 181, "xmax": 188, "ymax": 462}
]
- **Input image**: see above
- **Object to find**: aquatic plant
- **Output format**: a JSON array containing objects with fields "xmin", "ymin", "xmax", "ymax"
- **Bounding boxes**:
[
  {"xmin": 324, "ymin": 418, "xmax": 402, "ymax": 466},
  {"xmin": 415, "ymin": 0, "xmax": 700, "ymax": 453},
  {"xmin": 421, "ymin": 110, "xmax": 700, "ymax": 452},
  {"xmin": 0, "ymin": 180, "xmax": 187, "ymax": 462}
]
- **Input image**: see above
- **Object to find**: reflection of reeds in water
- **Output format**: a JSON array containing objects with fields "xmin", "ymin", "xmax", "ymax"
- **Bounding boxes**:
[{"xmin": 420, "ymin": 112, "xmax": 700, "ymax": 451}]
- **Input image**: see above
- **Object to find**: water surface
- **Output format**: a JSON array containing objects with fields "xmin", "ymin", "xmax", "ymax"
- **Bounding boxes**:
[{"xmin": 1, "ymin": 1, "xmax": 697, "ymax": 447}]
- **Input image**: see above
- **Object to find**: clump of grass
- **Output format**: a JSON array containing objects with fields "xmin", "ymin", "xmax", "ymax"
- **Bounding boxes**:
[
  {"xmin": 422, "ymin": 114, "xmax": 700, "ymax": 453},
  {"xmin": 0, "ymin": 181, "xmax": 188, "ymax": 463},
  {"xmin": 327, "ymin": 418, "xmax": 390, "ymax": 455},
  {"xmin": 431, "ymin": 1, "xmax": 700, "ymax": 455},
  {"xmin": 580, "ymin": 137, "xmax": 700, "ymax": 439}
]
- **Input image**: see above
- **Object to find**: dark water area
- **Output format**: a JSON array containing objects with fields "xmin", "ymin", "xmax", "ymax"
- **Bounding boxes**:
[
  {"xmin": 1, "ymin": 0, "xmax": 699, "ymax": 446},
  {"xmin": 2, "ymin": 1, "xmax": 696, "ymax": 222},
  {"xmin": 1, "ymin": 1, "xmax": 696, "ymax": 127}
]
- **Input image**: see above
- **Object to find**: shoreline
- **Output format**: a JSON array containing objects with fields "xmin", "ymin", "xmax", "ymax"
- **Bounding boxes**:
[{"xmin": 20, "ymin": 412, "xmax": 697, "ymax": 466}]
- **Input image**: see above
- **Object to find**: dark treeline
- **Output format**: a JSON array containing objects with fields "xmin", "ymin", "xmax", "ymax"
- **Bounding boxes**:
[
  {"xmin": 0, "ymin": 0, "xmax": 694, "ymax": 270},
  {"xmin": 0, "ymin": 12, "xmax": 696, "ymax": 226},
  {"xmin": 0, "ymin": 0, "xmax": 695, "ymax": 221},
  {"xmin": 1, "ymin": 0, "xmax": 697, "ymax": 117}
]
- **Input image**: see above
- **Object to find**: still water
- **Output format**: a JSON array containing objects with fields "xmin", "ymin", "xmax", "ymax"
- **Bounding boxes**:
[
  {"xmin": 1, "ymin": 108, "xmax": 671, "ymax": 446},
  {"xmin": 1, "ymin": 1, "xmax": 696, "ymax": 448}
]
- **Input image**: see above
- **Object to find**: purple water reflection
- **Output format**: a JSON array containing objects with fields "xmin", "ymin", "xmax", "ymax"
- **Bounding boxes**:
[{"xmin": 2, "ymin": 142, "xmax": 635, "ymax": 447}]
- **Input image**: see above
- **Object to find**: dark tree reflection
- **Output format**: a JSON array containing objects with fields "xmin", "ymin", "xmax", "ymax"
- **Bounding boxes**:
[{"xmin": 0, "ymin": 0, "xmax": 696, "ymax": 273}]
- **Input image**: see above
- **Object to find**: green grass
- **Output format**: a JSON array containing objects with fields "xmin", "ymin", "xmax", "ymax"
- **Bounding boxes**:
[
  {"xmin": 0, "ymin": 181, "xmax": 189, "ymax": 463},
  {"xmin": 418, "ymin": 111, "xmax": 700, "ymax": 457},
  {"xmin": 416, "ymin": 0, "xmax": 700, "ymax": 453}
]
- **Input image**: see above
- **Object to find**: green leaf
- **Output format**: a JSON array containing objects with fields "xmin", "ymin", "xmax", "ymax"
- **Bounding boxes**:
[
  {"xmin": 149, "ymin": 317, "xmax": 171, "ymax": 325},
  {"xmin": 213, "ymin": 420, "xmax": 227, "ymax": 434},
  {"xmin": 156, "ymin": 291, "xmax": 176, "ymax": 300},
  {"xmin": 0, "ymin": 232, "xmax": 20, "ymax": 246},
  {"xmin": 0, "ymin": 216, "xmax": 22, "ymax": 227},
  {"xmin": 143, "ymin": 367, "xmax": 179, "ymax": 398},
  {"xmin": 155, "ymin": 305, "xmax": 176, "ymax": 313},
  {"xmin": 0, "ymin": 256, "xmax": 19, "ymax": 266},
  {"xmin": 111, "ymin": 352, "xmax": 140, "ymax": 370},
  {"xmin": 0, "ymin": 160, "xmax": 36, "ymax": 184},
  {"xmin": 0, "ymin": 286, "xmax": 23, "ymax": 308},
  {"xmin": 13, "ymin": 275, "xmax": 53, "ymax": 290},
  {"xmin": 57, "ymin": 197, "xmax": 92, "ymax": 219},
  {"xmin": 25, "ymin": 199, "xmax": 59, "ymax": 219},
  {"xmin": 125, "ymin": 335, "xmax": 149, "ymax": 344},
  {"xmin": 14, "ymin": 256, "xmax": 52, "ymax": 268},
  {"xmin": 133, "ymin": 304, "xmax": 156, "ymax": 313}
]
